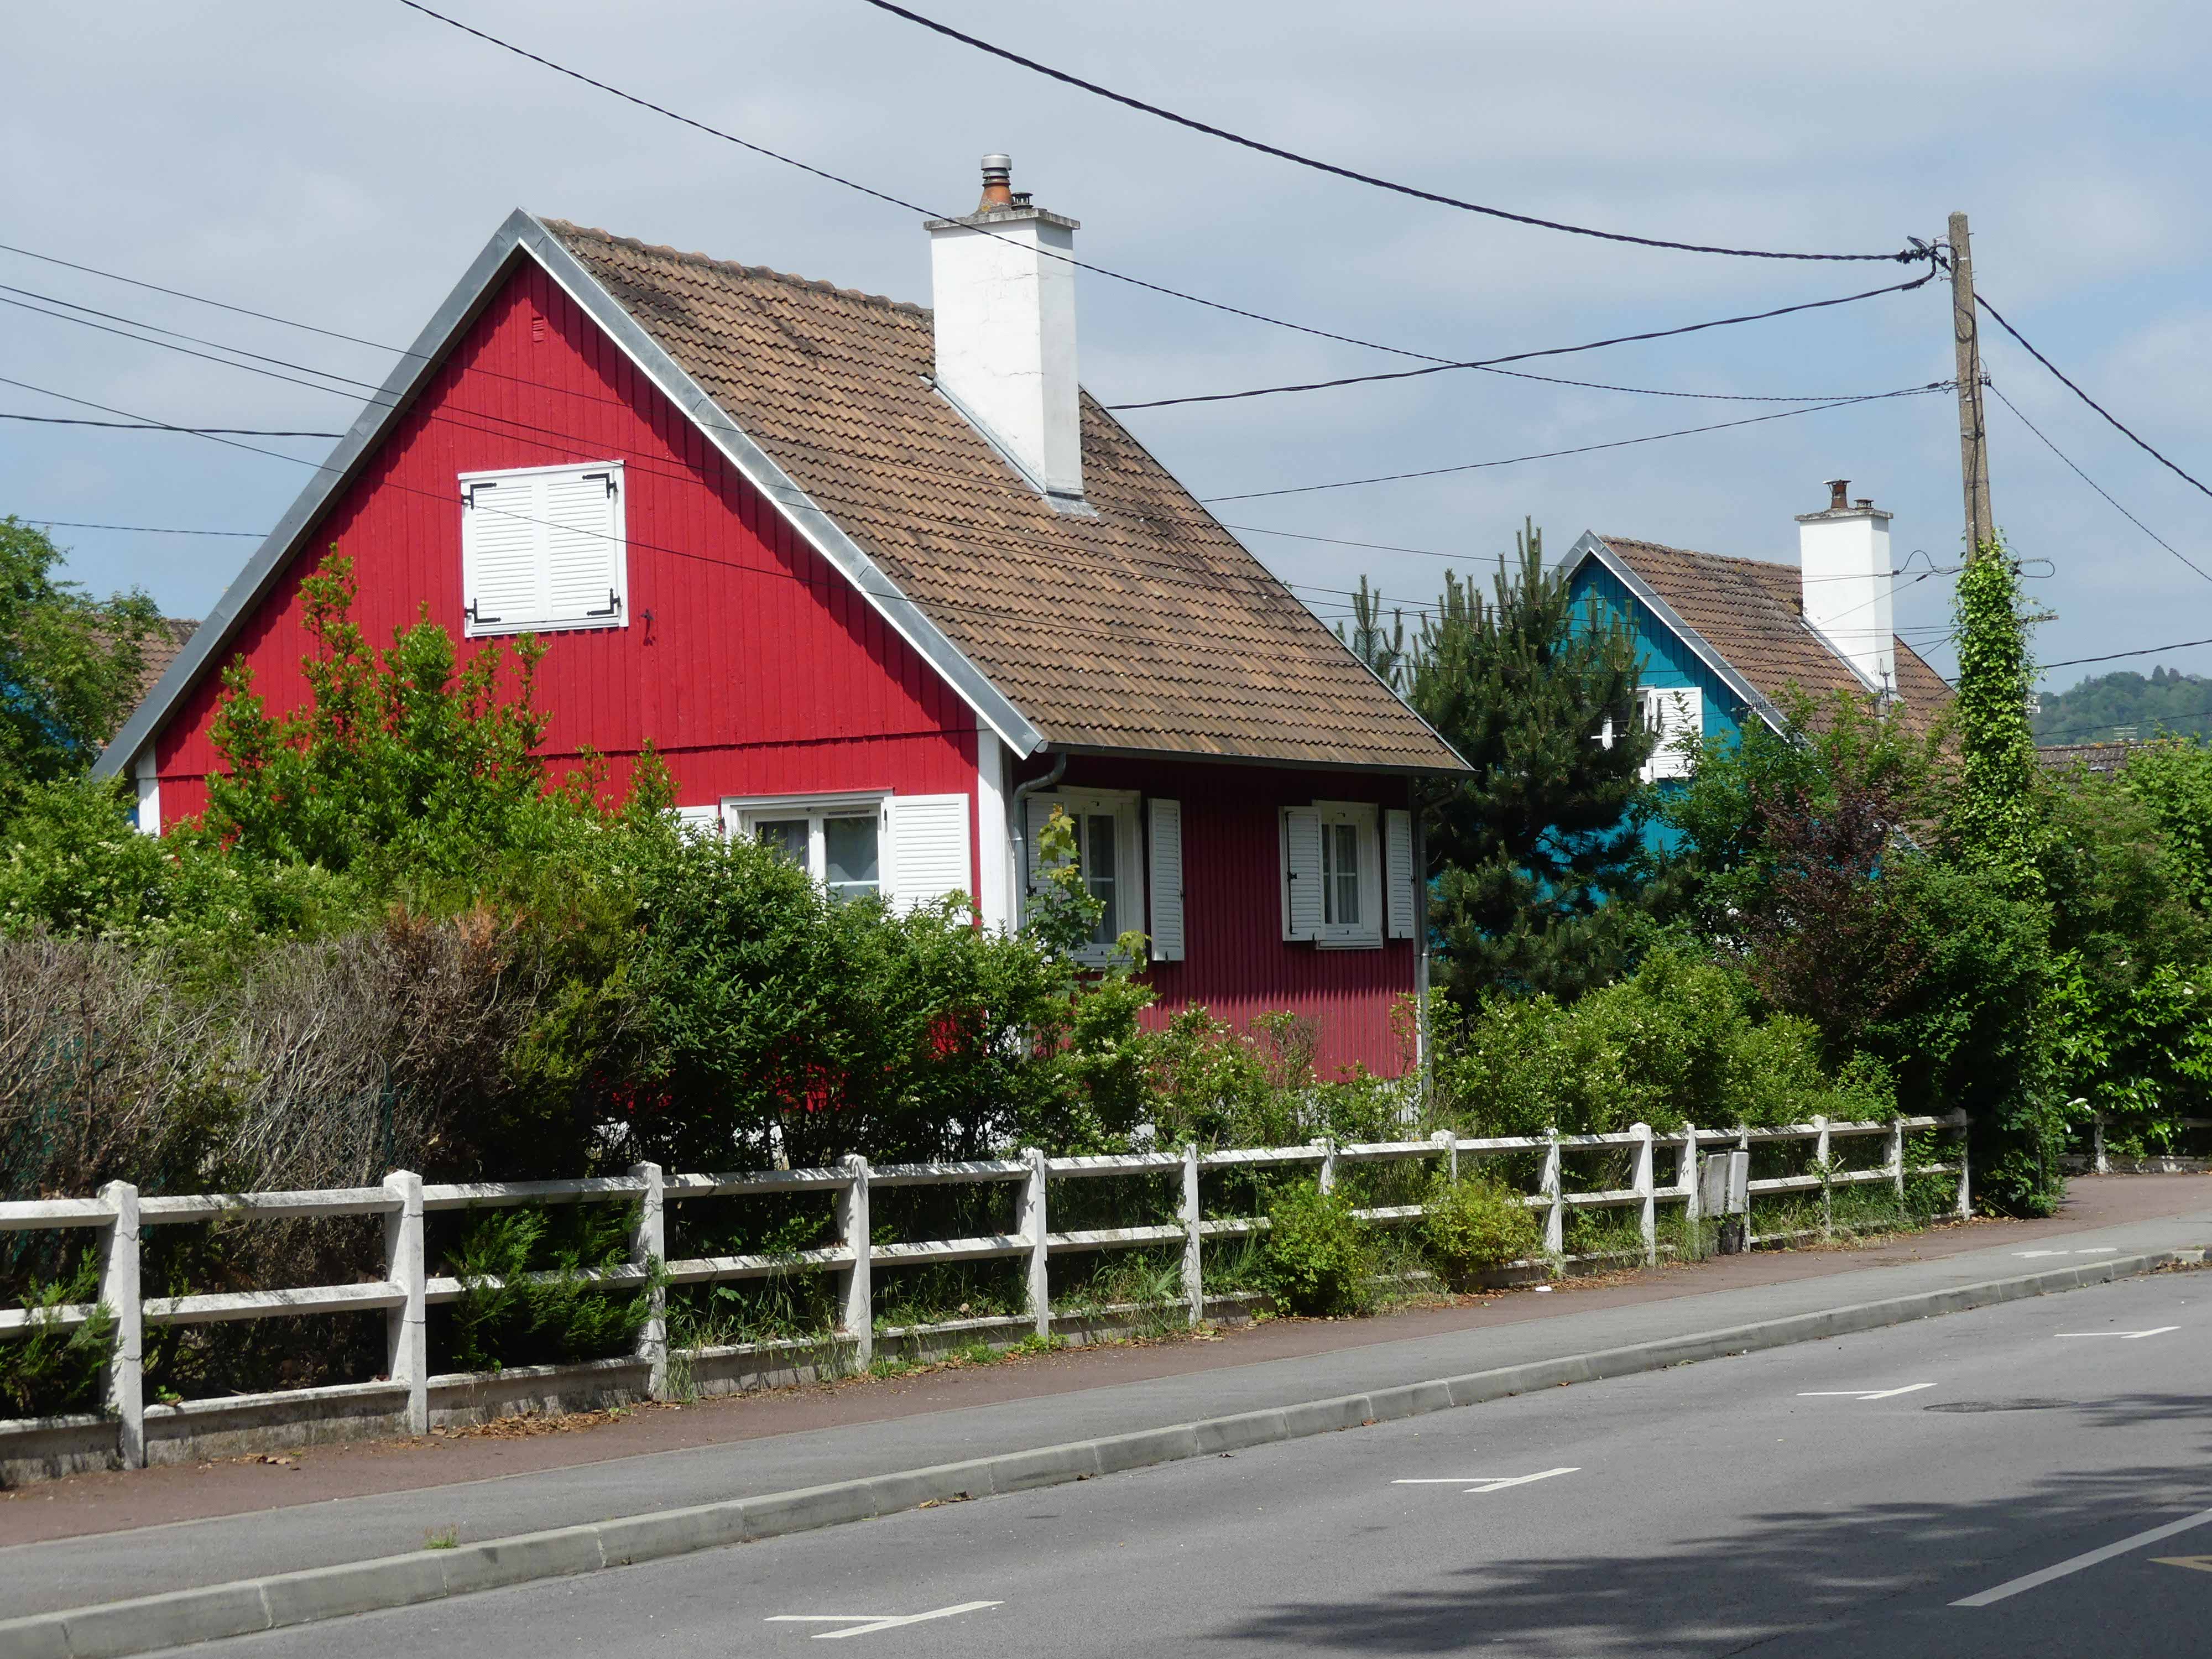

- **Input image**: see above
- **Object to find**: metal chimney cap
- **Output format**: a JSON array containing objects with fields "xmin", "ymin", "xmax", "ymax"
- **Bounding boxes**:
[
  {"xmin": 1826, "ymin": 478, "xmax": 1850, "ymax": 510},
  {"xmin": 980, "ymin": 153, "xmax": 1012, "ymax": 172}
]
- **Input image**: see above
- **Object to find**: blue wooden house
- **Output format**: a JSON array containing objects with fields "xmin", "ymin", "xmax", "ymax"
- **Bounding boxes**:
[{"xmin": 1559, "ymin": 481, "xmax": 1953, "ymax": 848}]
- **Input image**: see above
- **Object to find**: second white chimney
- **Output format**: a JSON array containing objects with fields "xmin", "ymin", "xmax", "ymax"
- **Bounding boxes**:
[
  {"xmin": 1796, "ymin": 479, "xmax": 1895, "ymax": 696},
  {"xmin": 927, "ymin": 155, "xmax": 1084, "ymax": 505}
]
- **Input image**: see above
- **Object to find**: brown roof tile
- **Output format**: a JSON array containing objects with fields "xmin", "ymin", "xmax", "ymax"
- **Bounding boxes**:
[
  {"xmin": 1597, "ymin": 536, "xmax": 1953, "ymax": 738},
  {"xmin": 543, "ymin": 220, "xmax": 1464, "ymax": 772}
]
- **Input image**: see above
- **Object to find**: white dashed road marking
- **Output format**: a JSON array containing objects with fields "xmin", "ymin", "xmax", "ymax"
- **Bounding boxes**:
[
  {"xmin": 1797, "ymin": 1384, "xmax": 1936, "ymax": 1401},
  {"xmin": 767, "ymin": 1603, "xmax": 1003, "ymax": 1640},
  {"xmin": 1393, "ymin": 1468, "xmax": 1579, "ymax": 1494}
]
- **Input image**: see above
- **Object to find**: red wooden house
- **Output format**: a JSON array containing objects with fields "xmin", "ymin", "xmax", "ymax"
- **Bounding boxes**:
[{"xmin": 97, "ymin": 158, "xmax": 1466, "ymax": 1077}]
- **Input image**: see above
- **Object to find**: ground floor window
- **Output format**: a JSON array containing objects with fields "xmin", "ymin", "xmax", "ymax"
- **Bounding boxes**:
[{"xmin": 729, "ymin": 796, "xmax": 885, "ymax": 903}]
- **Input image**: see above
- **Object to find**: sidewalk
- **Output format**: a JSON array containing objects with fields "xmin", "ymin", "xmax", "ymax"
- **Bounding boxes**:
[{"xmin": 3, "ymin": 1176, "xmax": 2206, "ymax": 1621}]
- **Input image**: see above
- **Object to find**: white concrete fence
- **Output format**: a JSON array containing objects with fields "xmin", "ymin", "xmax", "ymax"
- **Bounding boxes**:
[{"xmin": 0, "ymin": 1111, "xmax": 1965, "ymax": 1474}]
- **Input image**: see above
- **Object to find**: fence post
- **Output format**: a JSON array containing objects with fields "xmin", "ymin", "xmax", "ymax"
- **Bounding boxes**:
[
  {"xmin": 628, "ymin": 1162, "xmax": 667, "ymax": 1401},
  {"xmin": 1888, "ymin": 1117, "xmax": 1907, "ymax": 1202},
  {"xmin": 1949, "ymin": 1109, "xmax": 1972, "ymax": 1218},
  {"xmin": 1313, "ymin": 1138, "xmax": 1337, "ymax": 1195},
  {"xmin": 1541, "ymin": 1131, "xmax": 1564, "ymax": 1262},
  {"xmin": 1435, "ymin": 1129, "xmax": 1458, "ymax": 1184},
  {"xmin": 97, "ymin": 1181, "xmax": 143, "ymax": 1470},
  {"xmin": 838, "ymin": 1156, "xmax": 873, "ymax": 1370},
  {"xmin": 1813, "ymin": 1114, "xmax": 1832, "ymax": 1237},
  {"xmin": 1682, "ymin": 1124, "xmax": 1702, "ymax": 1226},
  {"xmin": 1631, "ymin": 1124, "xmax": 1656, "ymax": 1265},
  {"xmin": 1019, "ymin": 1147, "xmax": 1050, "ymax": 1340},
  {"xmin": 1180, "ymin": 1142, "xmax": 1203, "ymax": 1327},
  {"xmin": 381, "ymin": 1170, "xmax": 426, "ymax": 1436},
  {"xmin": 2093, "ymin": 1115, "xmax": 2109, "ymax": 1176}
]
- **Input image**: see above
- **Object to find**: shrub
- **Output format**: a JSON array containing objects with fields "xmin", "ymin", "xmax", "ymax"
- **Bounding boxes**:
[
  {"xmin": 0, "ymin": 1257, "xmax": 113, "ymax": 1416},
  {"xmin": 1259, "ymin": 1180, "xmax": 1368, "ymax": 1316},
  {"xmin": 1421, "ymin": 1175, "xmax": 1542, "ymax": 1285},
  {"xmin": 442, "ymin": 1204, "xmax": 659, "ymax": 1373}
]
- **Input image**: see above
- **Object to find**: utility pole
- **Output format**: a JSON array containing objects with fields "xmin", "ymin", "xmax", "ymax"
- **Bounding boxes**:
[{"xmin": 1948, "ymin": 210, "xmax": 1996, "ymax": 555}]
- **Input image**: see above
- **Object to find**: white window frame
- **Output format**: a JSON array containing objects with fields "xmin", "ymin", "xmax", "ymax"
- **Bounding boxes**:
[
  {"xmin": 1282, "ymin": 800, "xmax": 1384, "ymax": 950},
  {"xmin": 1025, "ymin": 787, "xmax": 1144, "ymax": 967},
  {"xmin": 1638, "ymin": 686, "xmax": 1704, "ymax": 783},
  {"xmin": 724, "ymin": 791, "xmax": 890, "ymax": 903},
  {"xmin": 459, "ymin": 459, "xmax": 629, "ymax": 638}
]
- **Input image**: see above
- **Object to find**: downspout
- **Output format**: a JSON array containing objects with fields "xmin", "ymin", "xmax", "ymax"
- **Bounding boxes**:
[{"xmin": 1007, "ymin": 749, "xmax": 1067, "ymax": 931}]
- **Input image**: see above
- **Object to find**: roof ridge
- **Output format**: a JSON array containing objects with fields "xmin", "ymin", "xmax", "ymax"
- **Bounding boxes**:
[
  {"xmin": 537, "ymin": 216, "xmax": 930, "ymax": 318},
  {"xmin": 1599, "ymin": 534, "xmax": 1789, "ymax": 572}
]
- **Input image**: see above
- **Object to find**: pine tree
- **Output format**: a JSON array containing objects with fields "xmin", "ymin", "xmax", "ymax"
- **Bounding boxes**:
[
  {"xmin": 1408, "ymin": 521, "xmax": 1653, "ymax": 1001},
  {"xmin": 1334, "ymin": 577, "xmax": 1408, "ymax": 693}
]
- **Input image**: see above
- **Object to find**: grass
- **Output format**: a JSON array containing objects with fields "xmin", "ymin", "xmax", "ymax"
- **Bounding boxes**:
[{"xmin": 423, "ymin": 1527, "xmax": 458, "ymax": 1550}]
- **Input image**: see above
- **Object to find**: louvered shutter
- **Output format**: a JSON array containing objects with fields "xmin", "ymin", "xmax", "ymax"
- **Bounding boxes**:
[
  {"xmin": 1643, "ymin": 687, "xmax": 1704, "ymax": 781},
  {"xmin": 1280, "ymin": 806, "xmax": 1323, "ymax": 942},
  {"xmin": 1147, "ymin": 797, "xmax": 1185, "ymax": 962},
  {"xmin": 886, "ymin": 794, "xmax": 973, "ymax": 914},
  {"xmin": 462, "ymin": 476, "xmax": 542, "ymax": 635},
  {"xmin": 1385, "ymin": 808, "xmax": 1417, "ymax": 940},
  {"xmin": 543, "ymin": 466, "xmax": 623, "ymax": 624},
  {"xmin": 671, "ymin": 804, "xmax": 723, "ymax": 841},
  {"xmin": 1022, "ymin": 793, "xmax": 1066, "ymax": 912}
]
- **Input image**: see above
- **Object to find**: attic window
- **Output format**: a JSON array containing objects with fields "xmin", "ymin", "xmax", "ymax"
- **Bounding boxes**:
[
  {"xmin": 1639, "ymin": 686, "xmax": 1703, "ymax": 782},
  {"xmin": 460, "ymin": 461, "xmax": 627, "ymax": 637}
]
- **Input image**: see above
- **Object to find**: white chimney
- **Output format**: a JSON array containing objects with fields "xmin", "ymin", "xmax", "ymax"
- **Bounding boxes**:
[
  {"xmin": 1796, "ymin": 479, "xmax": 1895, "ymax": 696},
  {"xmin": 926, "ymin": 155, "xmax": 1084, "ymax": 507}
]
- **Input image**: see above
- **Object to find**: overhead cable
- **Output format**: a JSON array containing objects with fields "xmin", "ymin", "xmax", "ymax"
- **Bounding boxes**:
[
  {"xmin": 18, "ymin": 518, "xmax": 263, "ymax": 538},
  {"xmin": 1199, "ymin": 385, "xmax": 1952, "ymax": 502},
  {"xmin": 2041, "ymin": 636, "xmax": 2212, "ymax": 670},
  {"xmin": 1, "ymin": 411, "xmax": 341, "ymax": 436},
  {"xmin": 1108, "ymin": 273, "xmax": 1943, "ymax": 410},
  {"xmin": 1976, "ymin": 292, "xmax": 2212, "ymax": 505},
  {"xmin": 1983, "ymin": 374, "xmax": 2212, "ymax": 587},
  {"xmin": 390, "ymin": 0, "xmax": 1433, "ymax": 363},
  {"xmin": 855, "ymin": 0, "xmax": 1927, "ymax": 265}
]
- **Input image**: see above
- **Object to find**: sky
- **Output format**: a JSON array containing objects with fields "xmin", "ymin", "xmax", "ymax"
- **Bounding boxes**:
[{"xmin": 6, "ymin": 0, "xmax": 2210, "ymax": 700}]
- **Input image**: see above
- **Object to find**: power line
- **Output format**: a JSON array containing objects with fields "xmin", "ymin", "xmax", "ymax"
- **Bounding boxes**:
[
  {"xmin": 855, "ymin": 0, "xmax": 1927, "ymax": 266},
  {"xmin": 1108, "ymin": 275, "xmax": 1942, "ymax": 411},
  {"xmin": 1975, "ymin": 291, "xmax": 2212, "ymax": 506},
  {"xmin": 2042, "ymin": 636, "xmax": 2212, "ymax": 670},
  {"xmin": 1, "ymin": 411, "xmax": 341, "ymax": 437},
  {"xmin": 1983, "ymin": 374, "xmax": 2212, "ymax": 587},
  {"xmin": 1199, "ymin": 385, "xmax": 1952, "ymax": 502},
  {"xmin": 16, "ymin": 518, "xmax": 263, "ymax": 538},
  {"xmin": 389, "ymin": 0, "xmax": 1440, "ymax": 366}
]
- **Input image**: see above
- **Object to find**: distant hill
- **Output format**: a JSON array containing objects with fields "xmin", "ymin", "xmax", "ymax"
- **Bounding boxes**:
[{"xmin": 2033, "ymin": 666, "xmax": 2212, "ymax": 746}]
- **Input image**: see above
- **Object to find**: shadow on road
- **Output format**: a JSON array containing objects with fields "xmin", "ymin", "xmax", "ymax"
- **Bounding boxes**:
[{"xmin": 1215, "ymin": 1401, "xmax": 2212, "ymax": 1656}]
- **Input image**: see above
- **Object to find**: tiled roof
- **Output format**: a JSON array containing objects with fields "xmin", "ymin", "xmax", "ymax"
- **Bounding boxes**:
[
  {"xmin": 1595, "ymin": 536, "xmax": 1954, "ymax": 738},
  {"xmin": 2036, "ymin": 740, "xmax": 2138, "ymax": 775},
  {"xmin": 92, "ymin": 617, "xmax": 196, "ymax": 742},
  {"xmin": 542, "ymin": 221, "xmax": 1463, "ymax": 773}
]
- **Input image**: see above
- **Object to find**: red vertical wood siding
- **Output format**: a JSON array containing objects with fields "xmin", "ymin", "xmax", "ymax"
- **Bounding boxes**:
[
  {"xmin": 152, "ymin": 260, "xmax": 978, "ymax": 820},
  {"xmin": 1053, "ymin": 757, "xmax": 1419, "ymax": 1080}
]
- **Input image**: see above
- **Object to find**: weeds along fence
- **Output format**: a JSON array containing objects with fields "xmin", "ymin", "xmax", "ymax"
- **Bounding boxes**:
[{"xmin": 0, "ymin": 1112, "xmax": 1966, "ymax": 1478}]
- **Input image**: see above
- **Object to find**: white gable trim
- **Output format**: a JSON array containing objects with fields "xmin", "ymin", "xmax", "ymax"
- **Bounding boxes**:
[
  {"xmin": 94, "ymin": 210, "xmax": 1042, "ymax": 781},
  {"xmin": 1559, "ymin": 531, "xmax": 1793, "ymax": 739}
]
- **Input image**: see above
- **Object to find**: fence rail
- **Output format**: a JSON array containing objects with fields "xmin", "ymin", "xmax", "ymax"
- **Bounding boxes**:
[{"xmin": 2, "ymin": 1111, "xmax": 1967, "ymax": 1468}]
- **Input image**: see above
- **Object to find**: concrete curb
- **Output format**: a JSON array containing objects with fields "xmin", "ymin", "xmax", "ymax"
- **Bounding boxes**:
[{"xmin": 4, "ymin": 1246, "xmax": 2201, "ymax": 1659}]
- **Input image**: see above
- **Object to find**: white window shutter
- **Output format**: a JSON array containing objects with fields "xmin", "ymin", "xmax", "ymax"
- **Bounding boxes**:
[
  {"xmin": 1280, "ymin": 806, "xmax": 1323, "ymax": 942},
  {"xmin": 1147, "ymin": 797, "xmax": 1185, "ymax": 962},
  {"xmin": 1642, "ymin": 687, "xmax": 1704, "ymax": 781},
  {"xmin": 885, "ymin": 794, "xmax": 972, "ymax": 914},
  {"xmin": 543, "ymin": 467, "xmax": 623, "ymax": 623},
  {"xmin": 1385, "ymin": 808, "xmax": 1417, "ymax": 940},
  {"xmin": 462, "ymin": 476, "xmax": 542, "ymax": 634},
  {"xmin": 1022, "ymin": 792, "xmax": 1066, "ymax": 906},
  {"xmin": 671, "ymin": 804, "xmax": 722, "ymax": 841}
]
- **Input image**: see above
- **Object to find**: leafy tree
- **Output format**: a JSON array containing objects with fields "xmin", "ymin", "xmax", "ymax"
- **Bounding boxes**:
[
  {"xmin": 1408, "ymin": 521, "xmax": 1654, "ymax": 1000},
  {"xmin": 0, "ymin": 518, "xmax": 163, "ymax": 808},
  {"xmin": 2032, "ymin": 664, "xmax": 2212, "ymax": 747},
  {"xmin": 200, "ymin": 552, "xmax": 561, "ymax": 892}
]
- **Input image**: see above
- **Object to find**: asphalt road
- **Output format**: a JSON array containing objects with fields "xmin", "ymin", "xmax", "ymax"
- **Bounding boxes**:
[{"xmin": 160, "ymin": 1268, "xmax": 2211, "ymax": 1658}]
